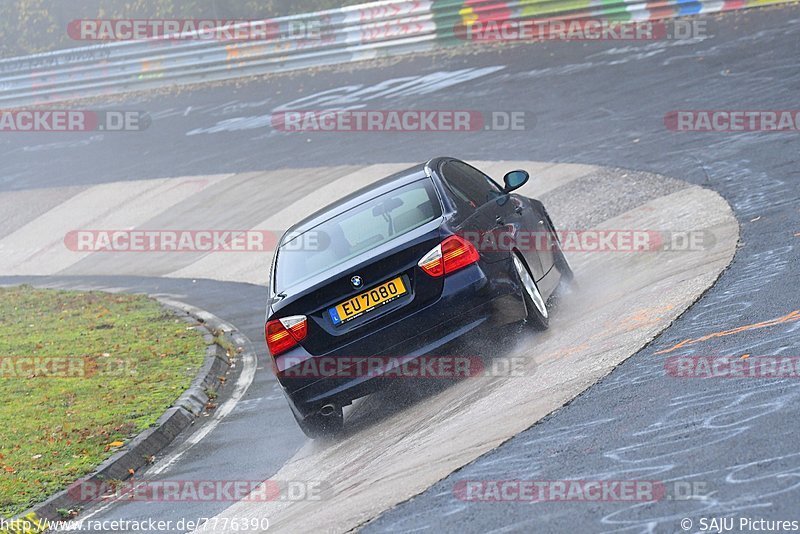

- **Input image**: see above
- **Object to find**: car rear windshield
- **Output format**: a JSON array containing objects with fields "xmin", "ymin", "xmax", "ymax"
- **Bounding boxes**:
[{"xmin": 274, "ymin": 178, "xmax": 442, "ymax": 291}]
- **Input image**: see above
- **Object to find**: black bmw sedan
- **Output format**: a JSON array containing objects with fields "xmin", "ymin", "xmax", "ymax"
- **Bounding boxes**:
[{"xmin": 266, "ymin": 157, "xmax": 573, "ymax": 438}]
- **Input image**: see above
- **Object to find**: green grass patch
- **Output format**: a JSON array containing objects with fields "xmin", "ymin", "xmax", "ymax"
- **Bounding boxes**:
[{"xmin": 0, "ymin": 286, "xmax": 207, "ymax": 517}]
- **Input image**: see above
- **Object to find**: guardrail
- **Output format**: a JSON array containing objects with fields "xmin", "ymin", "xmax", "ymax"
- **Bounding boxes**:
[{"xmin": 0, "ymin": 0, "xmax": 792, "ymax": 108}]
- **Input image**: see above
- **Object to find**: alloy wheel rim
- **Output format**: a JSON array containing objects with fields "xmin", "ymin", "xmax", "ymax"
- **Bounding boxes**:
[{"xmin": 514, "ymin": 255, "xmax": 548, "ymax": 319}]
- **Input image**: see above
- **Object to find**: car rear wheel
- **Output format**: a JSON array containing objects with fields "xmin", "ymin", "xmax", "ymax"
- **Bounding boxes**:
[
  {"xmin": 292, "ymin": 405, "xmax": 344, "ymax": 439},
  {"xmin": 512, "ymin": 253, "xmax": 549, "ymax": 330}
]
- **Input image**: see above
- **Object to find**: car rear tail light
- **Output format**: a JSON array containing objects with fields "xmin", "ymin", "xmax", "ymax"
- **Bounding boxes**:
[
  {"xmin": 418, "ymin": 235, "xmax": 480, "ymax": 278},
  {"xmin": 266, "ymin": 315, "xmax": 307, "ymax": 356},
  {"xmin": 418, "ymin": 244, "xmax": 444, "ymax": 277}
]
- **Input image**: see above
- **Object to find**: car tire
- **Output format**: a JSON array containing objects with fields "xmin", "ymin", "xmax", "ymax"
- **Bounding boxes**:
[
  {"xmin": 512, "ymin": 253, "xmax": 549, "ymax": 331},
  {"xmin": 293, "ymin": 406, "xmax": 344, "ymax": 439}
]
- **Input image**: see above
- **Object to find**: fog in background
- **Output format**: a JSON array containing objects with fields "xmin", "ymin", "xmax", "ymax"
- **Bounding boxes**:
[{"xmin": 0, "ymin": 0, "xmax": 363, "ymax": 58}]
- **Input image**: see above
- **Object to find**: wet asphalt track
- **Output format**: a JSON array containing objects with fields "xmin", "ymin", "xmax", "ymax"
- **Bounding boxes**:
[{"xmin": 1, "ymin": 5, "xmax": 799, "ymax": 532}]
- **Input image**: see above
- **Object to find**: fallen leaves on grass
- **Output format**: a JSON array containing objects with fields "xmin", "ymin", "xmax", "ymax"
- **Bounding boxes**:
[
  {"xmin": 0, "ymin": 286, "xmax": 206, "ymax": 517},
  {"xmin": 104, "ymin": 441, "xmax": 125, "ymax": 452}
]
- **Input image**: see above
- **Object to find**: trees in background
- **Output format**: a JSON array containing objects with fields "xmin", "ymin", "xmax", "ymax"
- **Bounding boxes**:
[{"xmin": 0, "ymin": 0, "xmax": 355, "ymax": 58}]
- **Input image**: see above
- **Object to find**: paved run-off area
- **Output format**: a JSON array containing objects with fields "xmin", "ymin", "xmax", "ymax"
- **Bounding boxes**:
[
  {"xmin": 0, "ymin": 160, "xmax": 738, "ymax": 532},
  {"xmin": 1, "ymin": 5, "xmax": 798, "ymax": 532},
  {"xmin": 0, "ymin": 161, "xmax": 732, "ymax": 286},
  {"xmin": 187, "ymin": 167, "xmax": 737, "ymax": 533}
]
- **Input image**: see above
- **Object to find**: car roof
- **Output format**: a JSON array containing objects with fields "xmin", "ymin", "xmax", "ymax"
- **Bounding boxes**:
[{"xmin": 281, "ymin": 160, "xmax": 447, "ymax": 243}]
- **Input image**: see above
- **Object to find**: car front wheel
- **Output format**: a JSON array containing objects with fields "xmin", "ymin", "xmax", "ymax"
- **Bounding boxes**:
[{"xmin": 512, "ymin": 253, "xmax": 549, "ymax": 331}]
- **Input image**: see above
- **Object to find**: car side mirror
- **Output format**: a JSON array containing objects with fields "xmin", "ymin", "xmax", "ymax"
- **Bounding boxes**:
[{"xmin": 503, "ymin": 170, "xmax": 529, "ymax": 192}]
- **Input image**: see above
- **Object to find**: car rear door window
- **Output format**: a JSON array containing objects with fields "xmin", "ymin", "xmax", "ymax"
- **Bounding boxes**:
[{"xmin": 441, "ymin": 160, "xmax": 502, "ymax": 211}]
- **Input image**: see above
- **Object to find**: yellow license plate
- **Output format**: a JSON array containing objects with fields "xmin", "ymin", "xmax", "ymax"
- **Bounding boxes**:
[{"xmin": 330, "ymin": 277, "xmax": 407, "ymax": 325}]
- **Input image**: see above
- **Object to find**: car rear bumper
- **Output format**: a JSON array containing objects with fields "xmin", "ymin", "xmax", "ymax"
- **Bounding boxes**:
[{"xmin": 277, "ymin": 260, "xmax": 526, "ymax": 419}]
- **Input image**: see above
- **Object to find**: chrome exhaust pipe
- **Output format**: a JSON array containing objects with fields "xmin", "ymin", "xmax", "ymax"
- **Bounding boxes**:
[{"xmin": 319, "ymin": 404, "xmax": 336, "ymax": 417}]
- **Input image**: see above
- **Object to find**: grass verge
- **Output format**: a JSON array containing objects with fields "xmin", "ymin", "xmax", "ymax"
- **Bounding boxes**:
[{"xmin": 0, "ymin": 286, "xmax": 207, "ymax": 517}]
